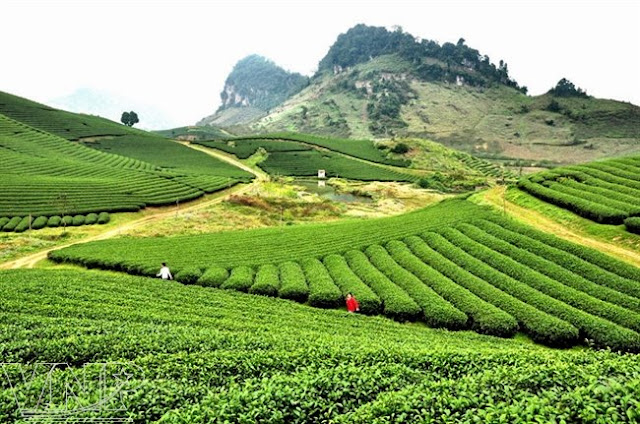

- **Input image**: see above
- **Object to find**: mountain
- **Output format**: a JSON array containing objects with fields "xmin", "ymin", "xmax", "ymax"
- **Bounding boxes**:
[
  {"xmin": 198, "ymin": 55, "xmax": 309, "ymax": 127},
  {"xmin": 198, "ymin": 25, "xmax": 640, "ymax": 164}
]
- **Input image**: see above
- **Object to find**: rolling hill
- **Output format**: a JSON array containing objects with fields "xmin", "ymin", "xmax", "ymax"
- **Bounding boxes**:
[
  {"xmin": 50, "ymin": 198, "xmax": 640, "ymax": 352},
  {"xmin": 0, "ymin": 92, "xmax": 253, "ymax": 231},
  {"xmin": 197, "ymin": 25, "xmax": 640, "ymax": 165}
]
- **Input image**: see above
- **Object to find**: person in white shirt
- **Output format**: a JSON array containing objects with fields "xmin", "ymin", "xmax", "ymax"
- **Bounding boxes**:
[{"xmin": 157, "ymin": 262, "xmax": 173, "ymax": 280}]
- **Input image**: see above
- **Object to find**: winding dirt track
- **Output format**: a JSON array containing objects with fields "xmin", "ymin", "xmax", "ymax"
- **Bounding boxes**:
[
  {"xmin": 480, "ymin": 186, "xmax": 640, "ymax": 268},
  {"xmin": 0, "ymin": 143, "xmax": 264, "ymax": 270}
]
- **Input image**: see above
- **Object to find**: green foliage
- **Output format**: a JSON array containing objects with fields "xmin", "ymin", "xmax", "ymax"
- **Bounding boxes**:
[
  {"xmin": 4, "ymin": 269, "xmax": 640, "ymax": 423},
  {"xmin": 48, "ymin": 199, "xmax": 640, "ymax": 351},
  {"xmin": 2, "ymin": 217, "xmax": 22, "ymax": 232},
  {"xmin": 625, "ymin": 217, "xmax": 640, "ymax": 234},
  {"xmin": 277, "ymin": 261, "xmax": 309, "ymax": 302},
  {"xmin": 219, "ymin": 55, "xmax": 308, "ymax": 111},
  {"xmin": 390, "ymin": 143, "xmax": 409, "ymax": 154},
  {"xmin": 31, "ymin": 216, "xmax": 48, "ymax": 230},
  {"xmin": 84, "ymin": 213, "xmax": 98, "ymax": 225},
  {"xmin": 0, "ymin": 90, "xmax": 135, "ymax": 140},
  {"xmin": 209, "ymin": 132, "xmax": 408, "ymax": 167},
  {"xmin": 301, "ymin": 258, "xmax": 343, "ymax": 308},
  {"xmin": 14, "ymin": 216, "xmax": 31, "ymax": 233},
  {"xmin": 436, "ymin": 227, "xmax": 640, "ymax": 352},
  {"xmin": 344, "ymin": 250, "xmax": 421, "ymax": 321},
  {"xmin": 49, "ymin": 200, "xmax": 484, "ymax": 272},
  {"xmin": 197, "ymin": 266, "xmax": 229, "ymax": 288},
  {"xmin": 97, "ymin": 212, "xmax": 110, "ymax": 224},
  {"xmin": 323, "ymin": 254, "xmax": 382, "ymax": 314},
  {"xmin": 318, "ymin": 24, "xmax": 523, "ymax": 91},
  {"xmin": 120, "ymin": 111, "xmax": 139, "ymax": 127},
  {"xmin": 221, "ymin": 266, "xmax": 255, "ymax": 292},
  {"xmin": 175, "ymin": 267, "xmax": 203, "ymax": 285},
  {"xmin": 405, "ymin": 235, "xmax": 519, "ymax": 338},
  {"xmin": 260, "ymin": 150, "xmax": 416, "ymax": 182},
  {"xmin": 47, "ymin": 215, "xmax": 62, "ymax": 227},
  {"xmin": 365, "ymin": 244, "xmax": 467, "ymax": 328},
  {"xmin": 249, "ymin": 264, "xmax": 280, "ymax": 297},
  {"xmin": 518, "ymin": 155, "xmax": 640, "ymax": 224},
  {"xmin": 72, "ymin": 215, "xmax": 86, "ymax": 226},
  {"xmin": 548, "ymin": 78, "xmax": 588, "ymax": 98},
  {"xmin": 0, "ymin": 114, "xmax": 250, "ymax": 219}
]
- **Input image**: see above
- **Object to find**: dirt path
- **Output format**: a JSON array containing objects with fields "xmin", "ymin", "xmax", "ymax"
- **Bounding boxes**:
[
  {"xmin": 0, "ymin": 144, "xmax": 263, "ymax": 270},
  {"xmin": 478, "ymin": 186, "xmax": 640, "ymax": 267}
]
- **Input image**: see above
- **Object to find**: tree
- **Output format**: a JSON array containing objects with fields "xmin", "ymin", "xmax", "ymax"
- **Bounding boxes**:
[
  {"xmin": 548, "ymin": 78, "xmax": 588, "ymax": 97},
  {"xmin": 121, "ymin": 111, "xmax": 140, "ymax": 127}
]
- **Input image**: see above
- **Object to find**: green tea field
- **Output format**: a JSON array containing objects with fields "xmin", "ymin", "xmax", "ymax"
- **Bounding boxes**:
[{"xmin": 2, "ymin": 14, "xmax": 640, "ymax": 421}]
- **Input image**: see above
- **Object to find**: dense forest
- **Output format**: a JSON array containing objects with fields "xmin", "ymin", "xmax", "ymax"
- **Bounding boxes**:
[{"xmin": 318, "ymin": 24, "xmax": 526, "ymax": 93}]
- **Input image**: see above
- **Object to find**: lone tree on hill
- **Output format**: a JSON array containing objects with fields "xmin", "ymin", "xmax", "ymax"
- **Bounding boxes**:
[{"xmin": 121, "ymin": 111, "xmax": 140, "ymax": 127}]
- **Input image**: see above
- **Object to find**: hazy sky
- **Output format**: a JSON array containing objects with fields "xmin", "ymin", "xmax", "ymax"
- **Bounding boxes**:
[{"xmin": 2, "ymin": 0, "xmax": 639, "ymax": 129}]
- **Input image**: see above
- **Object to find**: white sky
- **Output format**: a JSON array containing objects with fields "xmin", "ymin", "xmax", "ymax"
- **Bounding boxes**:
[{"xmin": 1, "ymin": 0, "xmax": 639, "ymax": 129}]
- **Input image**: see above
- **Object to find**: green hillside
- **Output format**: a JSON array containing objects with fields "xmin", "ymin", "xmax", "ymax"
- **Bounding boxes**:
[
  {"xmin": 197, "ymin": 25, "xmax": 640, "ymax": 165},
  {"xmin": 518, "ymin": 155, "xmax": 640, "ymax": 227},
  {"xmin": 1, "ymin": 269, "xmax": 639, "ymax": 423},
  {"xmin": 0, "ymin": 106, "xmax": 251, "ymax": 229},
  {"xmin": 0, "ymin": 90, "xmax": 137, "ymax": 139},
  {"xmin": 51, "ymin": 199, "xmax": 640, "ymax": 351}
]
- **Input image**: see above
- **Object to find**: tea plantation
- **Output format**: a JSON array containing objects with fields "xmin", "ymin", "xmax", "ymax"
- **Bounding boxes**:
[
  {"xmin": 0, "ymin": 113, "xmax": 251, "ymax": 228},
  {"xmin": 50, "ymin": 200, "xmax": 640, "ymax": 352},
  {"xmin": 518, "ymin": 155, "xmax": 640, "ymax": 227},
  {"xmin": 195, "ymin": 137, "xmax": 416, "ymax": 182},
  {"xmin": 1, "ymin": 269, "xmax": 638, "ymax": 423}
]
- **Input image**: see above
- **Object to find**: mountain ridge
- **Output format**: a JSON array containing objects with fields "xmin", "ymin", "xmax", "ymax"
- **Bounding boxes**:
[{"xmin": 197, "ymin": 25, "xmax": 640, "ymax": 164}]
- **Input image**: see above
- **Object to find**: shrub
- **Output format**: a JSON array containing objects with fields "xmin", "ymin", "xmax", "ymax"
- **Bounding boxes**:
[
  {"xmin": 391, "ymin": 143, "xmax": 409, "ymax": 154},
  {"xmin": 323, "ymin": 254, "xmax": 381, "ymax": 314},
  {"xmin": 97, "ymin": 212, "xmax": 110, "ymax": 224},
  {"xmin": 625, "ymin": 217, "xmax": 640, "ymax": 234},
  {"xmin": 0, "ymin": 217, "xmax": 9, "ymax": 229},
  {"xmin": 404, "ymin": 235, "xmax": 518, "ymax": 338},
  {"xmin": 14, "ymin": 217, "xmax": 31, "ymax": 233},
  {"xmin": 31, "ymin": 216, "xmax": 48, "ymax": 230},
  {"xmin": 365, "ymin": 244, "xmax": 467, "ymax": 329},
  {"xmin": 72, "ymin": 215, "xmax": 86, "ymax": 226},
  {"xmin": 2, "ymin": 217, "xmax": 22, "ymax": 232},
  {"xmin": 47, "ymin": 216, "xmax": 62, "ymax": 227},
  {"xmin": 198, "ymin": 267, "xmax": 229, "ymax": 288},
  {"xmin": 278, "ymin": 262, "xmax": 309, "ymax": 302},
  {"xmin": 221, "ymin": 266, "xmax": 255, "ymax": 292},
  {"xmin": 344, "ymin": 250, "xmax": 421, "ymax": 322},
  {"xmin": 436, "ymin": 228, "xmax": 640, "ymax": 352},
  {"xmin": 175, "ymin": 267, "xmax": 204, "ymax": 285},
  {"xmin": 85, "ymin": 213, "xmax": 99, "ymax": 225},
  {"xmin": 62, "ymin": 216, "xmax": 74, "ymax": 227},
  {"xmin": 249, "ymin": 264, "xmax": 280, "ymax": 297},
  {"xmin": 300, "ymin": 258, "xmax": 342, "ymax": 308}
]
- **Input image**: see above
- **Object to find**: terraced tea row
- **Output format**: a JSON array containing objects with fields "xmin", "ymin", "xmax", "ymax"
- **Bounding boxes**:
[
  {"xmin": 260, "ymin": 149, "xmax": 417, "ymax": 181},
  {"xmin": 518, "ymin": 155, "xmax": 640, "ymax": 225},
  {"xmin": 0, "ymin": 212, "xmax": 110, "ymax": 232},
  {"xmin": 195, "ymin": 138, "xmax": 416, "ymax": 182},
  {"xmin": 0, "ymin": 90, "xmax": 134, "ymax": 140},
  {"xmin": 0, "ymin": 114, "xmax": 251, "ymax": 220},
  {"xmin": 212, "ymin": 132, "xmax": 410, "ymax": 166},
  {"xmin": 1, "ymin": 269, "xmax": 638, "ymax": 423},
  {"xmin": 50, "ymin": 201, "xmax": 640, "ymax": 351}
]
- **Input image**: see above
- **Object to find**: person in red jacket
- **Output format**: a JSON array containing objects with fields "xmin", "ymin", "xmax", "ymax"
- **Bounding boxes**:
[{"xmin": 346, "ymin": 293, "xmax": 360, "ymax": 313}]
